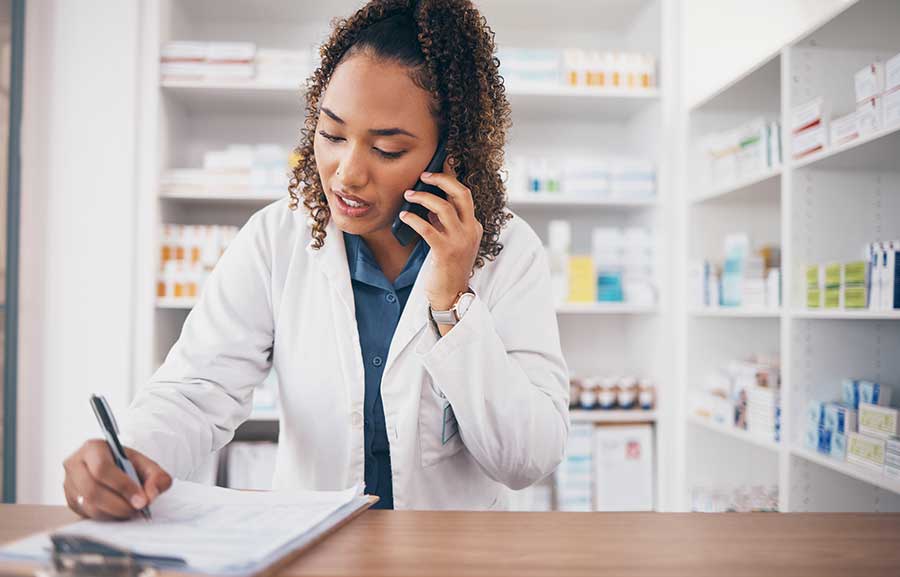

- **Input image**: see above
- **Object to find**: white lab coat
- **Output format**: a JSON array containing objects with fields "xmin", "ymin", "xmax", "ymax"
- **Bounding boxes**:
[{"xmin": 120, "ymin": 198, "xmax": 569, "ymax": 510}]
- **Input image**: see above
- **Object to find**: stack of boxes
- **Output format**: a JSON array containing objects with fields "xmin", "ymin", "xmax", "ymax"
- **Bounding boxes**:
[
  {"xmin": 161, "ymin": 42, "xmax": 255, "ymax": 81},
  {"xmin": 160, "ymin": 42, "xmax": 316, "ymax": 85},
  {"xmin": 547, "ymin": 222, "xmax": 657, "ymax": 307},
  {"xmin": 733, "ymin": 361, "xmax": 781, "ymax": 443},
  {"xmin": 697, "ymin": 117, "xmax": 782, "ymax": 189},
  {"xmin": 806, "ymin": 241, "xmax": 899, "ymax": 311},
  {"xmin": 792, "ymin": 50, "xmax": 900, "ymax": 160},
  {"xmin": 806, "ymin": 379, "xmax": 898, "ymax": 479},
  {"xmin": 886, "ymin": 52, "xmax": 900, "ymax": 130},
  {"xmin": 161, "ymin": 144, "xmax": 297, "ymax": 199},
  {"xmin": 554, "ymin": 423, "xmax": 593, "ymax": 511},
  {"xmin": 689, "ymin": 235, "xmax": 781, "ymax": 310},
  {"xmin": 790, "ymin": 97, "xmax": 828, "ymax": 160},
  {"xmin": 806, "ymin": 401, "xmax": 855, "ymax": 459},
  {"xmin": 691, "ymin": 356, "xmax": 781, "ymax": 443},
  {"xmin": 505, "ymin": 155, "xmax": 656, "ymax": 201}
]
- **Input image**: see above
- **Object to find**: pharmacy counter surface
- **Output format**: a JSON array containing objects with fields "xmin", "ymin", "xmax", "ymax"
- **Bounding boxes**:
[{"xmin": 2, "ymin": 506, "xmax": 899, "ymax": 577}]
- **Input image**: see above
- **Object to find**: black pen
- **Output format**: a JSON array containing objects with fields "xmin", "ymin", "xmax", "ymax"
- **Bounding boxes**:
[{"xmin": 90, "ymin": 394, "xmax": 152, "ymax": 520}]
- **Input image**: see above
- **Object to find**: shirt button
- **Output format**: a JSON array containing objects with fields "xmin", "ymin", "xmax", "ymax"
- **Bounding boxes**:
[
  {"xmin": 386, "ymin": 293, "xmax": 397, "ymax": 303},
  {"xmin": 352, "ymin": 411, "xmax": 363, "ymax": 428},
  {"xmin": 372, "ymin": 356, "xmax": 383, "ymax": 367}
]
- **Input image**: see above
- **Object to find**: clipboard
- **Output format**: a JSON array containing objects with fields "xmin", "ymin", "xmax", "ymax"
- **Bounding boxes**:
[{"xmin": 1, "ymin": 495, "xmax": 378, "ymax": 577}]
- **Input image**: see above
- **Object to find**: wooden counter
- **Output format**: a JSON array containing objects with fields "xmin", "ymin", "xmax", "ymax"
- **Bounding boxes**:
[{"xmin": 2, "ymin": 505, "xmax": 899, "ymax": 576}]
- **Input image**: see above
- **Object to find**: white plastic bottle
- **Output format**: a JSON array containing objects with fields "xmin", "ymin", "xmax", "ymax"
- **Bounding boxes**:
[{"xmin": 548, "ymin": 220, "xmax": 572, "ymax": 306}]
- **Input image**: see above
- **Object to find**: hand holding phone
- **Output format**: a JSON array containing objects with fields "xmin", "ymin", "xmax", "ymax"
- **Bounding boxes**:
[{"xmin": 391, "ymin": 139, "xmax": 448, "ymax": 246}]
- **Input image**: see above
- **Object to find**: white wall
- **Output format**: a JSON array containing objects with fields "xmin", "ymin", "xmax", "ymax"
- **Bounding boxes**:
[
  {"xmin": 681, "ymin": 0, "xmax": 853, "ymax": 107},
  {"xmin": 18, "ymin": 0, "xmax": 139, "ymax": 503}
]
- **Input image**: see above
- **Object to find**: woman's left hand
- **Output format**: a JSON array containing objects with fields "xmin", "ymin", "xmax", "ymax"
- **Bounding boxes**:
[{"xmin": 398, "ymin": 157, "xmax": 483, "ymax": 312}]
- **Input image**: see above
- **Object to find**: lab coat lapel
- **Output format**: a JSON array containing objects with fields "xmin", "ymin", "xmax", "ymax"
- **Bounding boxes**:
[
  {"xmin": 306, "ymin": 219, "xmax": 355, "ymax": 318},
  {"xmin": 382, "ymin": 249, "xmax": 433, "ymax": 377}
]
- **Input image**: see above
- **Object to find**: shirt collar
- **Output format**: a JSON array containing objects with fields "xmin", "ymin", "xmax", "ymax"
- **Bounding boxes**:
[{"xmin": 343, "ymin": 232, "xmax": 430, "ymax": 290}]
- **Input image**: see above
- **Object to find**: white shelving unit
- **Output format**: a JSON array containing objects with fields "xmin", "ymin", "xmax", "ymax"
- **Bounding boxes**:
[
  {"xmin": 688, "ymin": 307, "xmax": 781, "ymax": 319},
  {"xmin": 158, "ymin": 298, "xmax": 659, "ymax": 316},
  {"xmin": 687, "ymin": 415, "xmax": 779, "ymax": 453},
  {"xmin": 135, "ymin": 0, "xmax": 676, "ymax": 509},
  {"xmin": 571, "ymin": 410, "xmax": 658, "ymax": 424},
  {"xmin": 677, "ymin": 0, "xmax": 900, "ymax": 512}
]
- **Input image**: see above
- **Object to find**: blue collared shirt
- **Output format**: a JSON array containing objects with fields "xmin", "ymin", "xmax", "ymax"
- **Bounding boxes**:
[{"xmin": 343, "ymin": 232, "xmax": 430, "ymax": 509}]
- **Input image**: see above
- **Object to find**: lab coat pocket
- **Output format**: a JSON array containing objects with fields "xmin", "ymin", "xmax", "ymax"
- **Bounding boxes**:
[{"xmin": 419, "ymin": 379, "xmax": 464, "ymax": 467}]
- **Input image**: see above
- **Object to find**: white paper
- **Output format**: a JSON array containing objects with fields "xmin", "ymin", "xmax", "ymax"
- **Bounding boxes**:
[{"xmin": 0, "ymin": 480, "xmax": 361, "ymax": 575}]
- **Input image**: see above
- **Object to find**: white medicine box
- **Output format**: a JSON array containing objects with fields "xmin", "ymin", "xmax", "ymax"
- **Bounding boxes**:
[{"xmin": 592, "ymin": 424, "xmax": 654, "ymax": 511}]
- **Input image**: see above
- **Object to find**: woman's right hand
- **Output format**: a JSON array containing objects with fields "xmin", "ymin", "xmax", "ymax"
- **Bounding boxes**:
[{"xmin": 63, "ymin": 439, "xmax": 173, "ymax": 520}]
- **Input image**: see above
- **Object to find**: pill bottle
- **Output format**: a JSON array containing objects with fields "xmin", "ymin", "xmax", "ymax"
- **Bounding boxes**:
[
  {"xmin": 597, "ymin": 377, "xmax": 617, "ymax": 410},
  {"xmin": 638, "ymin": 378, "xmax": 656, "ymax": 410},
  {"xmin": 579, "ymin": 377, "xmax": 598, "ymax": 410},
  {"xmin": 618, "ymin": 376, "xmax": 638, "ymax": 409}
]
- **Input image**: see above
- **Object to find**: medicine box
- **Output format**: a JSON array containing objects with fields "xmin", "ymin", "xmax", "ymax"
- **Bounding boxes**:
[
  {"xmin": 884, "ymin": 84, "xmax": 900, "ymax": 129},
  {"xmin": 856, "ymin": 97, "xmax": 883, "ymax": 137},
  {"xmin": 806, "ymin": 400, "xmax": 856, "ymax": 433},
  {"xmin": 824, "ymin": 403, "xmax": 857, "ymax": 435},
  {"xmin": 843, "ymin": 261, "xmax": 869, "ymax": 309},
  {"xmin": 829, "ymin": 110, "xmax": 858, "ymax": 147},
  {"xmin": 824, "ymin": 263, "xmax": 842, "ymax": 309},
  {"xmin": 843, "ymin": 379, "xmax": 892, "ymax": 410},
  {"xmin": 887, "ymin": 438, "xmax": 900, "ymax": 479},
  {"xmin": 790, "ymin": 97, "xmax": 827, "ymax": 133},
  {"xmin": 791, "ymin": 124, "xmax": 827, "ymax": 159},
  {"xmin": 886, "ymin": 52, "xmax": 900, "ymax": 93},
  {"xmin": 593, "ymin": 425, "xmax": 653, "ymax": 511},
  {"xmin": 847, "ymin": 432, "xmax": 886, "ymax": 472},
  {"xmin": 567, "ymin": 256, "xmax": 595, "ymax": 303},
  {"xmin": 858, "ymin": 403, "xmax": 900, "ymax": 439},
  {"xmin": 854, "ymin": 62, "xmax": 885, "ymax": 103},
  {"xmin": 806, "ymin": 265, "xmax": 822, "ymax": 308}
]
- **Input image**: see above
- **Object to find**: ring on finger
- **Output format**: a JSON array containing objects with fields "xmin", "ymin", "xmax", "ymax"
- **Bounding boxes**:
[{"xmin": 76, "ymin": 495, "xmax": 85, "ymax": 508}]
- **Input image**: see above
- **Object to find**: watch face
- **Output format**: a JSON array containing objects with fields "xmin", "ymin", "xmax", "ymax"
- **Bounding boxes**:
[{"xmin": 455, "ymin": 292, "xmax": 476, "ymax": 318}]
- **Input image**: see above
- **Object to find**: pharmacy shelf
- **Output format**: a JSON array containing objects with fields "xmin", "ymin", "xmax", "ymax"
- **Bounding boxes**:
[
  {"xmin": 556, "ymin": 303, "xmax": 657, "ymax": 315},
  {"xmin": 161, "ymin": 79, "xmax": 305, "ymax": 115},
  {"xmin": 162, "ymin": 78, "xmax": 660, "ymax": 120},
  {"xmin": 506, "ymin": 85, "xmax": 659, "ymax": 120},
  {"xmin": 159, "ymin": 299, "xmax": 658, "ymax": 316},
  {"xmin": 792, "ymin": 123, "xmax": 900, "ymax": 172},
  {"xmin": 687, "ymin": 49, "xmax": 779, "ymax": 112},
  {"xmin": 570, "ymin": 409, "xmax": 657, "ymax": 423},
  {"xmin": 248, "ymin": 408, "xmax": 279, "ymax": 422},
  {"xmin": 508, "ymin": 195, "xmax": 655, "ymax": 209},
  {"xmin": 790, "ymin": 309, "xmax": 900, "ymax": 321},
  {"xmin": 688, "ymin": 414, "xmax": 779, "ymax": 453},
  {"xmin": 690, "ymin": 166, "xmax": 781, "ymax": 205},
  {"xmin": 160, "ymin": 192, "xmax": 285, "ymax": 204},
  {"xmin": 688, "ymin": 307, "xmax": 781, "ymax": 319},
  {"xmin": 157, "ymin": 298, "xmax": 195, "ymax": 310},
  {"xmin": 791, "ymin": 446, "xmax": 900, "ymax": 496}
]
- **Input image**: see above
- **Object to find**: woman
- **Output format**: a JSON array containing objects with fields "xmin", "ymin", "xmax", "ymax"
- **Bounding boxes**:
[{"xmin": 63, "ymin": 0, "xmax": 568, "ymax": 518}]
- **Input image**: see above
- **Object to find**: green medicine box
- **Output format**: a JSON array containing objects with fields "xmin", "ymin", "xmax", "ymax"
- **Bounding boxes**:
[
  {"xmin": 843, "ymin": 261, "xmax": 868, "ymax": 309},
  {"xmin": 806, "ymin": 265, "xmax": 821, "ymax": 308},
  {"xmin": 824, "ymin": 263, "xmax": 841, "ymax": 309}
]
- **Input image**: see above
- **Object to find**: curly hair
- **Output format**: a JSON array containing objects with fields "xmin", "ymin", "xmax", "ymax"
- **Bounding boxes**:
[{"xmin": 288, "ymin": 0, "xmax": 513, "ymax": 269}]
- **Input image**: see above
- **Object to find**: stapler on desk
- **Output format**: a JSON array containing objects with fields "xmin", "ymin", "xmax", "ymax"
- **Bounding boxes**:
[{"xmin": 35, "ymin": 534, "xmax": 168, "ymax": 577}]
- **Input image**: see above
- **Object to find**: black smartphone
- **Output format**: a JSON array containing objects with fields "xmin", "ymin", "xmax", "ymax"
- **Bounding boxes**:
[{"xmin": 391, "ymin": 139, "xmax": 448, "ymax": 246}]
